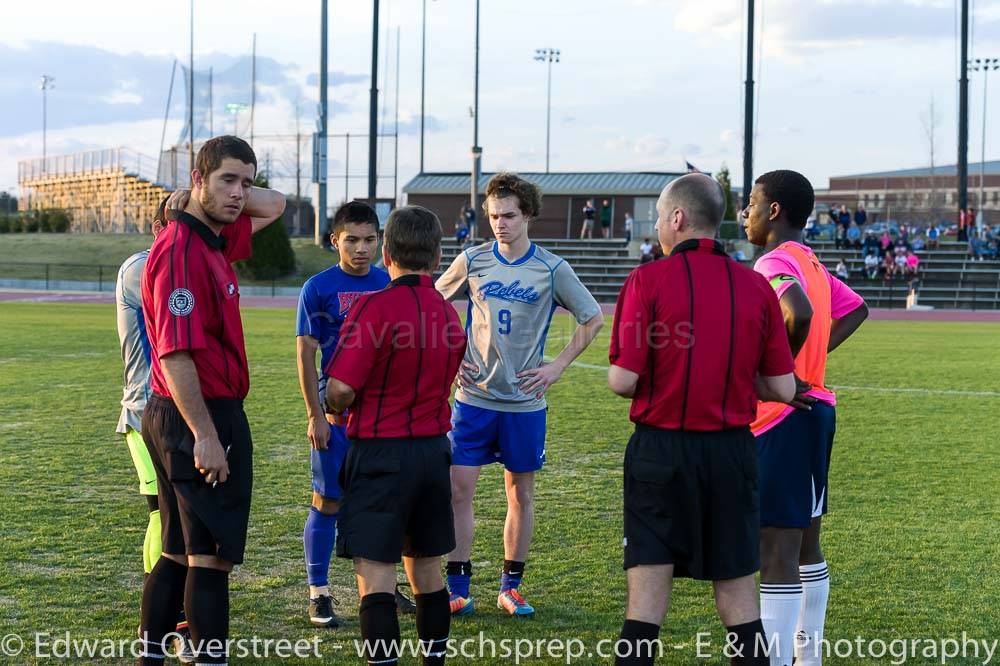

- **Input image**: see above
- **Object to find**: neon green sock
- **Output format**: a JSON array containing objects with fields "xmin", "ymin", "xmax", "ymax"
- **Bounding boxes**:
[{"xmin": 144, "ymin": 510, "xmax": 162, "ymax": 574}]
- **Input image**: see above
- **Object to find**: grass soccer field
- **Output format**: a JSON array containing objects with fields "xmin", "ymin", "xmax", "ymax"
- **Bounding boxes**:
[{"xmin": 1, "ymin": 301, "xmax": 998, "ymax": 665}]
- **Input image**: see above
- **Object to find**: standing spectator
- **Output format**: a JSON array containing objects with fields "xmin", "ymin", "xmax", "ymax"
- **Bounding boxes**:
[
  {"xmin": 455, "ymin": 214, "xmax": 469, "ymax": 246},
  {"xmin": 461, "ymin": 202, "xmax": 477, "ymax": 241},
  {"xmin": 639, "ymin": 238, "xmax": 653, "ymax": 263},
  {"xmin": 864, "ymin": 251, "xmax": 880, "ymax": 279},
  {"xmin": 609, "ymin": 173, "xmax": 794, "ymax": 666},
  {"xmin": 835, "ymin": 259, "xmax": 849, "ymax": 280},
  {"xmin": 958, "ymin": 208, "xmax": 969, "ymax": 241},
  {"xmin": 879, "ymin": 230, "xmax": 892, "ymax": 255},
  {"xmin": 650, "ymin": 242, "xmax": 664, "ymax": 261},
  {"xmin": 804, "ymin": 216, "xmax": 818, "ymax": 241},
  {"xmin": 600, "ymin": 199, "xmax": 613, "ymax": 238},
  {"xmin": 624, "ymin": 211, "xmax": 634, "ymax": 243},
  {"xmin": 138, "ymin": 136, "xmax": 286, "ymax": 665},
  {"xmin": 838, "ymin": 205, "xmax": 851, "ymax": 231},
  {"xmin": 854, "ymin": 204, "xmax": 867, "ymax": 226},
  {"xmin": 826, "ymin": 205, "xmax": 839, "ymax": 227},
  {"xmin": 580, "ymin": 199, "xmax": 596, "ymax": 238},
  {"xmin": 898, "ymin": 224, "xmax": 909, "ymax": 243}
]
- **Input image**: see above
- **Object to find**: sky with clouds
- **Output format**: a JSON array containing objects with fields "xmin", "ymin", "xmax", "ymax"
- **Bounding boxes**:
[{"xmin": 2, "ymin": 0, "xmax": 999, "ymax": 209}]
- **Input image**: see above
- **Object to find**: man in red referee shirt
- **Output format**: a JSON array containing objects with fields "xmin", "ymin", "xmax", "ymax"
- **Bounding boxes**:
[
  {"xmin": 324, "ymin": 205, "xmax": 466, "ymax": 666},
  {"xmin": 138, "ymin": 135, "xmax": 285, "ymax": 666},
  {"xmin": 608, "ymin": 174, "xmax": 796, "ymax": 666}
]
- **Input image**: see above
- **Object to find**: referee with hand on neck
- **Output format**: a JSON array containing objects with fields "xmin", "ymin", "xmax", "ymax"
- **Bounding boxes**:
[
  {"xmin": 324, "ymin": 205, "xmax": 466, "ymax": 666},
  {"xmin": 608, "ymin": 173, "xmax": 796, "ymax": 666}
]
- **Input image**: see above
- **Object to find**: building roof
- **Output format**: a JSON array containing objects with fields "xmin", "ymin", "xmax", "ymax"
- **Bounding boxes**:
[
  {"xmin": 402, "ymin": 171, "xmax": 685, "ymax": 196},
  {"xmin": 833, "ymin": 160, "xmax": 1000, "ymax": 180}
]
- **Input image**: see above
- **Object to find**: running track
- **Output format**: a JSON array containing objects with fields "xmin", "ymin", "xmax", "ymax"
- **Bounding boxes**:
[{"xmin": 3, "ymin": 289, "xmax": 1000, "ymax": 322}]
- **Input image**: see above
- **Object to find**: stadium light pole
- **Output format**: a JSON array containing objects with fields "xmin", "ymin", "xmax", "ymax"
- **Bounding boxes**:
[
  {"xmin": 969, "ymin": 58, "xmax": 999, "ymax": 218},
  {"xmin": 470, "ymin": 0, "xmax": 481, "ymax": 240},
  {"xmin": 188, "ymin": 0, "xmax": 195, "ymax": 176},
  {"xmin": 958, "ymin": 0, "xmax": 970, "ymax": 214},
  {"xmin": 741, "ymin": 0, "xmax": 755, "ymax": 234},
  {"xmin": 40, "ymin": 75, "xmax": 55, "ymax": 172},
  {"xmin": 419, "ymin": 0, "xmax": 437, "ymax": 174},
  {"xmin": 368, "ymin": 0, "xmax": 380, "ymax": 204},
  {"xmin": 533, "ymin": 48, "xmax": 560, "ymax": 173}
]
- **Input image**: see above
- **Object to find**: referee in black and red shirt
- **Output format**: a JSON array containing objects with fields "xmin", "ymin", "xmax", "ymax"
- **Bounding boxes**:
[
  {"xmin": 324, "ymin": 205, "xmax": 466, "ymax": 666},
  {"xmin": 138, "ymin": 136, "xmax": 285, "ymax": 665},
  {"xmin": 608, "ymin": 174, "xmax": 796, "ymax": 666}
]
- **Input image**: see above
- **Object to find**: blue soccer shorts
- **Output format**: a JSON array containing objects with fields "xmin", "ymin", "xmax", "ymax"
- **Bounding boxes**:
[
  {"xmin": 756, "ymin": 401, "xmax": 836, "ymax": 529},
  {"xmin": 449, "ymin": 401, "xmax": 547, "ymax": 473},
  {"xmin": 312, "ymin": 377, "xmax": 352, "ymax": 499}
]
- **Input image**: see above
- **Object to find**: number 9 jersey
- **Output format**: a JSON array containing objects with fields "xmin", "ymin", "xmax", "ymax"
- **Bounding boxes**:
[{"xmin": 436, "ymin": 241, "xmax": 601, "ymax": 413}]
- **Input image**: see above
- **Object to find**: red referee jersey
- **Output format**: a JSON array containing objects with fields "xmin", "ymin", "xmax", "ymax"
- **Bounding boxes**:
[
  {"xmin": 141, "ymin": 211, "xmax": 253, "ymax": 400},
  {"xmin": 609, "ymin": 238, "xmax": 794, "ymax": 431},
  {"xmin": 325, "ymin": 273, "xmax": 467, "ymax": 440}
]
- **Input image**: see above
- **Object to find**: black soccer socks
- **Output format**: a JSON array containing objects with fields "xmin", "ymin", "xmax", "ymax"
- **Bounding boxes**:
[
  {"xmin": 726, "ymin": 619, "xmax": 769, "ymax": 665},
  {"xmin": 184, "ymin": 566, "xmax": 230, "ymax": 665},
  {"xmin": 415, "ymin": 588, "xmax": 450, "ymax": 665},
  {"xmin": 139, "ymin": 557, "xmax": 187, "ymax": 665},
  {"xmin": 615, "ymin": 619, "xmax": 661, "ymax": 666},
  {"xmin": 359, "ymin": 592, "xmax": 401, "ymax": 665}
]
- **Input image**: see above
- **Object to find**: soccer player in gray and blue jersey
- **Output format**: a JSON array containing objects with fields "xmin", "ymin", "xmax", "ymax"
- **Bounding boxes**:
[{"xmin": 436, "ymin": 172, "xmax": 604, "ymax": 617}]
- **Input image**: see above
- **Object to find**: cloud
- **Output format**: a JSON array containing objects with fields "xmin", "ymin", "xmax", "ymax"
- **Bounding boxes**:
[{"xmin": 305, "ymin": 71, "xmax": 370, "ymax": 87}]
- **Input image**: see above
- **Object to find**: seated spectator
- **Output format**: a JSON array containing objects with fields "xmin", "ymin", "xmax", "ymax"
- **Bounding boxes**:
[
  {"xmin": 835, "ymin": 259, "xmax": 850, "ymax": 280},
  {"xmin": 862, "ymin": 231, "xmax": 880, "ymax": 256},
  {"xmin": 651, "ymin": 243, "xmax": 664, "ymax": 261},
  {"xmin": 639, "ymin": 238, "xmax": 653, "ymax": 263},
  {"xmin": 864, "ymin": 252, "xmax": 880, "ymax": 280},
  {"xmin": 455, "ymin": 217, "xmax": 469, "ymax": 244},
  {"xmin": 927, "ymin": 224, "xmax": 940, "ymax": 248},
  {"xmin": 987, "ymin": 238, "xmax": 1000, "ymax": 260},
  {"xmin": 883, "ymin": 251, "xmax": 897, "ymax": 279},
  {"xmin": 911, "ymin": 236, "xmax": 925, "ymax": 251},
  {"xmin": 804, "ymin": 217, "xmax": 818, "ymax": 241},
  {"xmin": 898, "ymin": 224, "xmax": 909, "ymax": 242},
  {"xmin": 895, "ymin": 252, "xmax": 908, "ymax": 275},
  {"xmin": 905, "ymin": 251, "xmax": 920, "ymax": 276},
  {"xmin": 969, "ymin": 235, "xmax": 983, "ymax": 261},
  {"xmin": 880, "ymin": 230, "xmax": 893, "ymax": 254},
  {"xmin": 846, "ymin": 222, "xmax": 861, "ymax": 249}
]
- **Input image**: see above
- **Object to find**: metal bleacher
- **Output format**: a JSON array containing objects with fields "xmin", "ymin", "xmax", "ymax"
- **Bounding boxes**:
[
  {"xmin": 438, "ymin": 238, "xmax": 635, "ymax": 303},
  {"xmin": 808, "ymin": 240, "xmax": 1000, "ymax": 310},
  {"xmin": 437, "ymin": 237, "xmax": 1000, "ymax": 310}
]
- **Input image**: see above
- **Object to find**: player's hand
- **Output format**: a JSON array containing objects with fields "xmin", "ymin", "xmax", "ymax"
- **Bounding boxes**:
[
  {"xmin": 456, "ymin": 361, "xmax": 479, "ymax": 389},
  {"xmin": 789, "ymin": 373, "xmax": 816, "ymax": 410},
  {"xmin": 328, "ymin": 409, "xmax": 347, "ymax": 426},
  {"xmin": 517, "ymin": 362, "xmax": 564, "ymax": 399},
  {"xmin": 194, "ymin": 435, "xmax": 230, "ymax": 485},
  {"xmin": 166, "ymin": 188, "xmax": 191, "ymax": 214},
  {"xmin": 309, "ymin": 415, "xmax": 331, "ymax": 451}
]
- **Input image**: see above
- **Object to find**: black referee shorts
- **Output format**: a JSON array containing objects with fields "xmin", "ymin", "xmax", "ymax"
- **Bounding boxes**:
[
  {"xmin": 142, "ymin": 394, "xmax": 253, "ymax": 565},
  {"xmin": 623, "ymin": 423, "xmax": 760, "ymax": 581},
  {"xmin": 336, "ymin": 435, "xmax": 454, "ymax": 563}
]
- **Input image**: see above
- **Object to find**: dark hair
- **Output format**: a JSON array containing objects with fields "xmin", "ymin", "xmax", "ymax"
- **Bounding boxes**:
[
  {"xmin": 194, "ymin": 135, "xmax": 257, "ymax": 181},
  {"xmin": 754, "ymin": 170, "xmax": 815, "ymax": 229},
  {"xmin": 483, "ymin": 172, "xmax": 542, "ymax": 218},
  {"xmin": 383, "ymin": 205, "xmax": 442, "ymax": 272},
  {"xmin": 331, "ymin": 200, "xmax": 379, "ymax": 236},
  {"xmin": 153, "ymin": 195, "xmax": 170, "ymax": 226}
]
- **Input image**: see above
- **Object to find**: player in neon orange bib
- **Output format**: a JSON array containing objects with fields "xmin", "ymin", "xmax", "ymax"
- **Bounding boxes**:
[{"xmin": 743, "ymin": 170, "xmax": 868, "ymax": 666}]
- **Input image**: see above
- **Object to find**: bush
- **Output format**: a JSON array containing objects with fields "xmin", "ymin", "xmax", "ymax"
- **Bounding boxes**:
[
  {"xmin": 0, "ymin": 217, "xmax": 9, "ymax": 233},
  {"xmin": 235, "ymin": 174, "xmax": 295, "ymax": 280},
  {"xmin": 45, "ymin": 210, "xmax": 71, "ymax": 233},
  {"xmin": 22, "ymin": 215, "xmax": 39, "ymax": 233}
]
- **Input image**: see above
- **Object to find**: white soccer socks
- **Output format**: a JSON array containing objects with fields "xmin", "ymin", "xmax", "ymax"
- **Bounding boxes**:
[
  {"xmin": 795, "ymin": 562, "xmax": 830, "ymax": 665},
  {"xmin": 760, "ymin": 583, "xmax": 803, "ymax": 666}
]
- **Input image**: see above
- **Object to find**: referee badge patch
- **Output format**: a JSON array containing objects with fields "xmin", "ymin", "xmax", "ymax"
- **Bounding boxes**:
[{"xmin": 168, "ymin": 288, "xmax": 195, "ymax": 316}]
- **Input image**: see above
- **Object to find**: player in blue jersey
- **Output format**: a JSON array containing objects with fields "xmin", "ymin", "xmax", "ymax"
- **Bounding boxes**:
[
  {"xmin": 296, "ymin": 200, "xmax": 414, "ymax": 627},
  {"xmin": 436, "ymin": 173, "xmax": 605, "ymax": 617}
]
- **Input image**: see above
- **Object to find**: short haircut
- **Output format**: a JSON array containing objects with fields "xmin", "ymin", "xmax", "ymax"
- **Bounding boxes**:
[
  {"xmin": 153, "ymin": 195, "xmax": 170, "ymax": 226},
  {"xmin": 662, "ymin": 173, "xmax": 726, "ymax": 230},
  {"xmin": 383, "ymin": 205, "xmax": 442, "ymax": 272},
  {"xmin": 194, "ymin": 135, "xmax": 257, "ymax": 182},
  {"xmin": 755, "ymin": 170, "xmax": 815, "ymax": 229},
  {"xmin": 331, "ymin": 200, "xmax": 379, "ymax": 236},
  {"xmin": 483, "ymin": 172, "xmax": 542, "ymax": 218}
]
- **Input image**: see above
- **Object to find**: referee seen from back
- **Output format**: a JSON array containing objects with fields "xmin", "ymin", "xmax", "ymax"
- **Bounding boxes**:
[
  {"xmin": 608, "ymin": 173, "xmax": 796, "ymax": 666},
  {"xmin": 324, "ymin": 205, "xmax": 466, "ymax": 666}
]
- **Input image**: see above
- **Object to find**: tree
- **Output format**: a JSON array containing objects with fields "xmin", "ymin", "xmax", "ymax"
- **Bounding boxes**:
[
  {"xmin": 921, "ymin": 96, "xmax": 942, "ymax": 224},
  {"xmin": 716, "ymin": 164, "xmax": 738, "ymax": 221},
  {"xmin": 236, "ymin": 173, "xmax": 296, "ymax": 280}
]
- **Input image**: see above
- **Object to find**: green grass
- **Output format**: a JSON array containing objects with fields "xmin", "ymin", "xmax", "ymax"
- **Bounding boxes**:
[
  {"xmin": 0, "ymin": 234, "xmax": 338, "ymax": 287},
  {"xmin": 1, "ymin": 303, "xmax": 998, "ymax": 664}
]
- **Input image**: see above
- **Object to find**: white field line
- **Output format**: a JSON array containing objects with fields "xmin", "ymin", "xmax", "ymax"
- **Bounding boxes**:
[{"xmin": 546, "ymin": 357, "xmax": 1000, "ymax": 398}]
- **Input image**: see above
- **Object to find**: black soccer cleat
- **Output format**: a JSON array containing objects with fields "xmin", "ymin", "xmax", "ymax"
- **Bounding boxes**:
[
  {"xmin": 309, "ymin": 594, "xmax": 341, "ymax": 628},
  {"xmin": 394, "ymin": 583, "xmax": 416, "ymax": 615}
]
